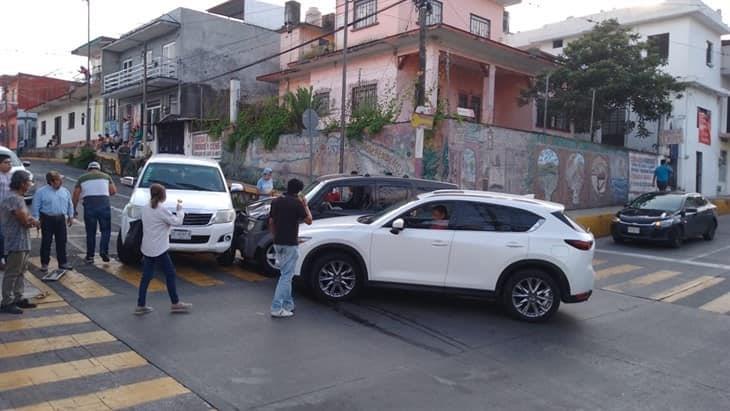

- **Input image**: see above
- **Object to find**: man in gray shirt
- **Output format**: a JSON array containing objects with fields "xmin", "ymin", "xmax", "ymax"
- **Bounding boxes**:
[{"xmin": 0, "ymin": 171, "xmax": 39, "ymax": 314}]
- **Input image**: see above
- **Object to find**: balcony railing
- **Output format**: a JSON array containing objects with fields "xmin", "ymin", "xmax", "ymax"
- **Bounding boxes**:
[{"xmin": 103, "ymin": 58, "xmax": 177, "ymax": 94}]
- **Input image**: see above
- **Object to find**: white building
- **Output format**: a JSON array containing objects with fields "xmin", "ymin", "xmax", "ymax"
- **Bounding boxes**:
[
  {"xmin": 31, "ymin": 84, "xmax": 104, "ymax": 148},
  {"xmin": 509, "ymin": 0, "xmax": 730, "ymax": 197}
]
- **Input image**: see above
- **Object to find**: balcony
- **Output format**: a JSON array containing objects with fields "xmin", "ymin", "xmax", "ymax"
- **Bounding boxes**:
[{"xmin": 103, "ymin": 58, "xmax": 178, "ymax": 98}]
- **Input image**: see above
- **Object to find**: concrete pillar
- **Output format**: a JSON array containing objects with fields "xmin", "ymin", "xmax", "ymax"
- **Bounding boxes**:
[
  {"xmin": 482, "ymin": 64, "xmax": 496, "ymax": 124},
  {"xmin": 424, "ymin": 46, "xmax": 439, "ymax": 110}
]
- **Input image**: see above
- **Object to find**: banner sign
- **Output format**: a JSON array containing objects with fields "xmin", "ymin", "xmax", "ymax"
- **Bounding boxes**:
[
  {"xmin": 698, "ymin": 108, "xmax": 711, "ymax": 145},
  {"xmin": 659, "ymin": 128, "xmax": 683, "ymax": 145},
  {"xmin": 191, "ymin": 132, "xmax": 222, "ymax": 158},
  {"xmin": 629, "ymin": 152, "xmax": 657, "ymax": 199}
]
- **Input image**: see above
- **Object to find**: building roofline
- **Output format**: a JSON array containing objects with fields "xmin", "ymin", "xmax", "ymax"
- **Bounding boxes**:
[{"xmin": 71, "ymin": 36, "xmax": 118, "ymax": 57}]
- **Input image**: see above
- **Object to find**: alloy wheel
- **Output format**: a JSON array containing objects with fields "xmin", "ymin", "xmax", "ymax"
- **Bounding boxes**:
[
  {"xmin": 318, "ymin": 260, "xmax": 357, "ymax": 298},
  {"xmin": 511, "ymin": 277, "xmax": 554, "ymax": 319},
  {"xmin": 266, "ymin": 245, "xmax": 280, "ymax": 270}
]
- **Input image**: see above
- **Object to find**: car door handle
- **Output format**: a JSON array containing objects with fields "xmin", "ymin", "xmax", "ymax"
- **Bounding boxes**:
[
  {"xmin": 506, "ymin": 242, "xmax": 525, "ymax": 248},
  {"xmin": 431, "ymin": 241, "xmax": 449, "ymax": 247}
]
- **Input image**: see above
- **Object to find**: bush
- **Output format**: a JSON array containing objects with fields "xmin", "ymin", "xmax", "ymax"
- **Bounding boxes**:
[
  {"xmin": 227, "ymin": 98, "xmax": 295, "ymax": 151},
  {"xmin": 66, "ymin": 147, "xmax": 97, "ymax": 169}
]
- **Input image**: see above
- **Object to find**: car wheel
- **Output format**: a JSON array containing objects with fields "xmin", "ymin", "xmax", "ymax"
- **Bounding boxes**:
[
  {"xmin": 703, "ymin": 221, "xmax": 717, "ymax": 241},
  {"xmin": 116, "ymin": 231, "xmax": 142, "ymax": 265},
  {"xmin": 257, "ymin": 243, "xmax": 280, "ymax": 276},
  {"xmin": 668, "ymin": 228, "xmax": 683, "ymax": 248},
  {"xmin": 216, "ymin": 246, "xmax": 236, "ymax": 266},
  {"xmin": 503, "ymin": 270, "xmax": 560, "ymax": 323},
  {"xmin": 309, "ymin": 252, "xmax": 362, "ymax": 301},
  {"xmin": 612, "ymin": 234, "xmax": 624, "ymax": 244}
]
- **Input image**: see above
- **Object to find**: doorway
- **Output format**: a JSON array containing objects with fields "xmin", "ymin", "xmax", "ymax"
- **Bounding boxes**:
[
  {"xmin": 696, "ymin": 152, "xmax": 703, "ymax": 193},
  {"xmin": 53, "ymin": 116, "xmax": 62, "ymax": 144},
  {"xmin": 157, "ymin": 122, "xmax": 185, "ymax": 154}
]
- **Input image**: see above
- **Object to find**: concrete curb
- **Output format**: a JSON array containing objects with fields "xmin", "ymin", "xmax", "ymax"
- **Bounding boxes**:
[
  {"xmin": 23, "ymin": 156, "xmax": 67, "ymax": 164},
  {"xmin": 571, "ymin": 199, "xmax": 730, "ymax": 238}
]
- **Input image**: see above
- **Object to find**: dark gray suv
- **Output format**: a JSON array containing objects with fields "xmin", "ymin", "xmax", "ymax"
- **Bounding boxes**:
[{"xmin": 237, "ymin": 174, "xmax": 457, "ymax": 275}]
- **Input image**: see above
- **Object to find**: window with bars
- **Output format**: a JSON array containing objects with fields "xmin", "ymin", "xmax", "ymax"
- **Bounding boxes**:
[
  {"xmin": 106, "ymin": 98, "xmax": 117, "ymax": 121},
  {"xmin": 706, "ymin": 41, "xmax": 714, "ymax": 66},
  {"xmin": 352, "ymin": 84, "xmax": 377, "ymax": 112},
  {"xmin": 68, "ymin": 112, "xmax": 76, "ymax": 130},
  {"xmin": 314, "ymin": 92, "xmax": 330, "ymax": 115},
  {"xmin": 41, "ymin": 121, "xmax": 46, "ymax": 136},
  {"xmin": 503, "ymin": 11, "xmax": 510, "ymax": 33},
  {"xmin": 425, "ymin": 1, "xmax": 442, "ymax": 25},
  {"xmin": 536, "ymin": 103, "xmax": 570, "ymax": 132},
  {"xmin": 470, "ymin": 14, "xmax": 491, "ymax": 39},
  {"xmin": 354, "ymin": 0, "xmax": 377, "ymax": 29}
]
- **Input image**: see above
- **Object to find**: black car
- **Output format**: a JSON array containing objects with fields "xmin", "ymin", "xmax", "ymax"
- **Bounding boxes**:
[
  {"xmin": 610, "ymin": 191, "xmax": 718, "ymax": 248},
  {"xmin": 236, "ymin": 174, "xmax": 457, "ymax": 275}
]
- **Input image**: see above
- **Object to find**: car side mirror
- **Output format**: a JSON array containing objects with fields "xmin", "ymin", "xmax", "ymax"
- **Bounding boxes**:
[
  {"xmin": 684, "ymin": 207, "xmax": 698, "ymax": 215},
  {"xmin": 22, "ymin": 160, "xmax": 30, "ymax": 167},
  {"xmin": 390, "ymin": 218, "xmax": 405, "ymax": 235},
  {"xmin": 230, "ymin": 183, "xmax": 244, "ymax": 193}
]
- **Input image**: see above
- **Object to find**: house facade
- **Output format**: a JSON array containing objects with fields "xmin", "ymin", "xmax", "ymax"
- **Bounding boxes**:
[
  {"xmin": 101, "ymin": 6, "xmax": 279, "ymax": 157},
  {"xmin": 0, "ymin": 73, "xmax": 76, "ymax": 149},
  {"xmin": 258, "ymin": 0, "xmax": 555, "ymax": 132},
  {"xmin": 509, "ymin": 0, "xmax": 730, "ymax": 197}
]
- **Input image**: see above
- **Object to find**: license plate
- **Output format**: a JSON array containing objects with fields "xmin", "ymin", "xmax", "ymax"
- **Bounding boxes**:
[
  {"xmin": 627, "ymin": 226, "xmax": 640, "ymax": 234},
  {"xmin": 170, "ymin": 229, "xmax": 192, "ymax": 240}
]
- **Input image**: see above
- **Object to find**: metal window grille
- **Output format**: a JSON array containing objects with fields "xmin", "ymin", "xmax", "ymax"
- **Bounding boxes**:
[
  {"xmin": 425, "ymin": 1, "xmax": 443, "ymax": 26},
  {"xmin": 648, "ymin": 33, "xmax": 669, "ymax": 60},
  {"xmin": 354, "ymin": 0, "xmax": 377, "ymax": 29},
  {"xmin": 314, "ymin": 92, "xmax": 330, "ymax": 115},
  {"xmin": 470, "ymin": 14, "xmax": 491, "ymax": 39},
  {"xmin": 68, "ymin": 112, "xmax": 76, "ymax": 130},
  {"xmin": 352, "ymin": 84, "xmax": 377, "ymax": 112}
]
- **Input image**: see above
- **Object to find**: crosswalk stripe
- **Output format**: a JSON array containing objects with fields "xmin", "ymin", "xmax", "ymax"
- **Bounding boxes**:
[
  {"xmin": 592, "ymin": 259, "xmax": 607, "ymax": 266},
  {"xmin": 595, "ymin": 264, "xmax": 642, "ymax": 280},
  {"xmin": 94, "ymin": 258, "xmax": 166, "ymax": 292},
  {"xmin": 652, "ymin": 276, "xmax": 725, "ymax": 303},
  {"xmin": 23, "ymin": 273, "xmax": 64, "ymax": 305},
  {"xmin": 15, "ymin": 376, "xmax": 190, "ymax": 411},
  {"xmin": 174, "ymin": 266, "xmax": 223, "ymax": 287},
  {"xmin": 0, "ymin": 330, "xmax": 116, "ymax": 359},
  {"xmin": 28, "ymin": 301, "xmax": 69, "ymax": 310},
  {"xmin": 699, "ymin": 292, "xmax": 730, "ymax": 314},
  {"xmin": 0, "ymin": 313, "xmax": 89, "ymax": 333},
  {"xmin": 29, "ymin": 257, "xmax": 114, "ymax": 299},
  {"xmin": 220, "ymin": 265, "xmax": 267, "ymax": 282},
  {"xmin": 603, "ymin": 270, "xmax": 682, "ymax": 292},
  {"xmin": 0, "ymin": 351, "xmax": 147, "ymax": 392}
]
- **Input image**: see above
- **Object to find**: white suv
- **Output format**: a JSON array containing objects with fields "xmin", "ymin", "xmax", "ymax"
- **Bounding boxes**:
[
  {"xmin": 117, "ymin": 155, "xmax": 240, "ymax": 265},
  {"xmin": 295, "ymin": 190, "xmax": 595, "ymax": 322}
]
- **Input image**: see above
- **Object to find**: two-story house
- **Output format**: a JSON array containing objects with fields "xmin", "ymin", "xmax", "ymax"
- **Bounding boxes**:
[
  {"xmin": 258, "ymin": 0, "xmax": 555, "ymax": 131},
  {"xmin": 0, "ymin": 73, "xmax": 76, "ymax": 149},
  {"xmin": 509, "ymin": 0, "xmax": 730, "ymax": 197},
  {"xmin": 101, "ymin": 6, "xmax": 279, "ymax": 156}
]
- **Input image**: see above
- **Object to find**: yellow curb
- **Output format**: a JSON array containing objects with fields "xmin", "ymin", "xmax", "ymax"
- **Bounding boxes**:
[
  {"xmin": 573, "ymin": 213, "xmax": 615, "ymax": 238},
  {"xmin": 711, "ymin": 198, "xmax": 730, "ymax": 215}
]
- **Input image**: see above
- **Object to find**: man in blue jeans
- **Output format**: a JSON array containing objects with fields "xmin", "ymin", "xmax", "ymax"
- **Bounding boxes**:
[
  {"xmin": 268, "ymin": 178, "xmax": 312, "ymax": 318},
  {"xmin": 72, "ymin": 162, "xmax": 117, "ymax": 264}
]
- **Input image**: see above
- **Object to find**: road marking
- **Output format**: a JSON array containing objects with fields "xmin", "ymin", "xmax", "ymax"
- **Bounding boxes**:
[
  {"xmin": 220, "ymin": 265, "xmax": 268, "ymax": 282},
  {"xmin": 596, "ymin": 249, "xmax": 730, "ymax": 271},
  {"xmin": 592, "ymin": 259, "xmax": 607, "ymax": 267},
  {"xmin": 15, "ymin": 376, "xmax": 190, "ymax": 411},
  {"xmin": 29, "ymin": 301, "xmax": 69, "ymax": 310},
  {"xmin": 94, "ymin": 258, "xmax": 165, "ymax": 292},
  {"xmin": 30, "ymin": 257, "xmax": 114, "ymax": 299},
  {"xmin": 603, "ymin": 270, "xmax": 682, "ymax": 293},
  {"xmin": 652, "ymin": 276, "xmax": 725, "ymax": 303},
  {"xmin": 0, "ymin": 313, "xmax": 89, "ymax": 333},
  {"xmin": 689, "ymin": 244, "xmax": 730, "ymax": 260},
  {"xmin": 0, "ymin": 351, "xmax": 147, "ymax": 392},
  {"xmin": 174, "ymin": 266, "xmax": 224, "ymax": 287},
  {"xmin": 595, "ymin": 264, "xmax": 642, "ymax": 280},
  {"xmin": 111, "ymin": 206, "xmax": 124, "ymax": 213},
  {"xmin": 0, "ymin": 330, "xmax": 116, "ymax": 359},
  {"xmin": 22, "ymin": 273, "xmax": 65, "ymax": 305},
  {"xmin": 699, "ymin": 292, "xmax": 730, "ymax": 314}
]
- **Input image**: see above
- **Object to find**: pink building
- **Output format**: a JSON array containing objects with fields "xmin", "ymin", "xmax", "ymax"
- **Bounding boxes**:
[{"xmin": 259, "ymin": 0, "xmax": 555, "ymax": 131}]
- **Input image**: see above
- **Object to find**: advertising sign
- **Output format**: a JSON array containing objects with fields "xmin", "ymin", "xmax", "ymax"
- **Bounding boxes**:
[
  {"xmin": 191, "ymin": 132, "xmax": 222, "ymax": 159},
  {"xmin": 698, "ymin": 109, "xmax": 711, "ymax": 145},
  {"xmin": 629, "ymin": 152, "xmax": 657, "ymax": 199}
]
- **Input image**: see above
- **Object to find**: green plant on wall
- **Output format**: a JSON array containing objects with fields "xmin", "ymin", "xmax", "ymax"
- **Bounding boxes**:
[
  {"xmin": 284, "ymin": 87, "xmax": 325, "ymax": 130},
  {"xmin": 345, "ymin": 93, "xmax": 399, "ymax": 140},
  {"xmin": 227, "ymin": 97, "xmax": 295, "ymax": 151}
]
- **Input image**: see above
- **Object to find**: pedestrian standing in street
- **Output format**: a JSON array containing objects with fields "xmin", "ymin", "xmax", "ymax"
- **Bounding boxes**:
[
  {"xmin": 31, "ymin": 171, "xmax": 74, "ymax": 273},
  {"xmin": 257, "ymin": 168, "xmax": 274, "ymax": 199},
  {"xmin": 0, "ymin": 153, "xmax": 12, "ymax": 270},
  {"xmin": 0, "ymin": 171, "xmax": 38, "ymax": 314},
  {"xmin": 653, "ymin": 159, "xmax": 673, "ymax": 192},
  {"xmin": 135, "ymin": 183, "xmax": 191, "ymax": 315},
  {"xmin": 72, "ymin": 161, "xmax": 116, "ymax": 264},
  {"xmin": 268, "ymin": 178, "xmax": 313, "ymax": 318}
]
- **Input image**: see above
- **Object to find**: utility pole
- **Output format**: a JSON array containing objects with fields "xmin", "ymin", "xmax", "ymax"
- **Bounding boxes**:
[
  {"xmin": 414, "ymin": 0, "xmax": 430, "ymax": 107},
  {"xmin": 141, "ymin": 43, "xmax": 148, "ymax": 154},
  {"xmin": 589, "ymin": 88, "xmax": 596, "ymax": 142},
  {"xmin": 338, "ymin": 0, "xmax": 349, "ymax": 173},
  {"xmin": 85, "ymin": 0, "xmax": 91, "ymax": 146},
  {"xmin": 542, "ymin": 72, "xmax": 550, "ymax": 134}
]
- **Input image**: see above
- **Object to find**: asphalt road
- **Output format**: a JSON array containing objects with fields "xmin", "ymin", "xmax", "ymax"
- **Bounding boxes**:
[{"xmin": 2, "ymin": 160, "xmax": 730, "ymax": 410}]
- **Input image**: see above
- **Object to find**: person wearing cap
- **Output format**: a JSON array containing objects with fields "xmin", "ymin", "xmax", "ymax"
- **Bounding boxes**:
[
  {"xmin": 73, "ymin": 161, "xmax": 117, "ymax": 264},
  {"xmin": 32, "ymin": 171, "xmax": 74, "ymax": 273},
  {"xmin": 257, "ymin": 168, "xmax": 274, "ymax": 199}
]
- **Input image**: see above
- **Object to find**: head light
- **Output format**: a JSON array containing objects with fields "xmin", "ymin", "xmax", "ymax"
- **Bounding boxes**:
[
  {"xmin": 611, "ymin": 216, "xmax": 621, "ymax": 223},
  {"xmin": 213, "ymin": 209, "xmax": 236, "ymax": 224},
  {"xmin": 653, "ymin": 219, "xmax": 674, "ymax": 228}
]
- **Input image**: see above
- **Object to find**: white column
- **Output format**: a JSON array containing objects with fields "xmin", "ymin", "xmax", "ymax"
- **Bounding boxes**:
[
  {"xmin": 482, "ymin": 64, "xmax": 496, "ymax": 124},
  {"xmin": 424, "ymin": 46, "xmax": 439, "ymax": 110}
]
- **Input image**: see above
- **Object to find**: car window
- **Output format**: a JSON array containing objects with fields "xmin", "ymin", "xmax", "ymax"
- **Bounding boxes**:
[
  {"xmin": 399, "ymin": 202, "xmax": 454, "ymax": 230},
  {"xmin": 695, "ymin": 196, "xmax": 708, "ymax": 207},
  {"xmin": 375, "ymin": 184, "xmax": 411, "ymax": 211},
  {"xmin": 630, "ymin": 193, "xmax": 684, "ymax": 211},
  {"xmin": 452, "ymin": 202, "xmax": 542, "ymax": 232},
  {"xmin": 139, "ymin": 163, "xmax": 226, "ymax": 192},
  {"xmin": 317, "ymin": 183, "xmax": 374, "ymax": 211},
  {"xmin": 686, "ymin": 196, "xmax": 706, "ymax": 208}
]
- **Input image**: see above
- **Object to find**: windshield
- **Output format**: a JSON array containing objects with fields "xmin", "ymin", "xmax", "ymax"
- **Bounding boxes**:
[
  {"xmin": 1, "ymin": 150, "xmax": 23, "ymax": 167},
  {"xmin": 629, "ymin": 193, "xmax": 684, "ymax": 212},
  {"xmin": 357, "ymin": 198, "xmax": 411, "ymax": 224},
  {"xmin": 139, "ymin": 163, "xmax": 226, "ymax": 192}
]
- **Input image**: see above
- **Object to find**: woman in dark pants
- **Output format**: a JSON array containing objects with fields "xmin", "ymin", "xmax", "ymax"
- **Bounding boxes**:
[{"xmin": 135, "ymin": 183, "xmax": 191, "ymax": 315}]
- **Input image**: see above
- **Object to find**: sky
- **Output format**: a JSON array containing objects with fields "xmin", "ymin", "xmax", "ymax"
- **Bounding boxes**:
[{"xmin": 0, "ymin": 0, "xmax": 728, "ymax": 80}]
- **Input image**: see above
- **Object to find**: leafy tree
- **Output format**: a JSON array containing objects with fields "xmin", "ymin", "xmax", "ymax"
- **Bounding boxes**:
[
  {"xmin": 520, "ymin": 19, "xmax": 685, "ymax": 138},
  {"xmin": 283, "ymin": 87, "xmax": 325, "ymax": 130}
]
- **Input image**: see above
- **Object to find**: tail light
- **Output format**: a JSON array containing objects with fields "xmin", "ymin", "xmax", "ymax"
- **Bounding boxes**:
[{"xmin": 565, "ymin": 239, "xmax": 593, "ymax": 250}]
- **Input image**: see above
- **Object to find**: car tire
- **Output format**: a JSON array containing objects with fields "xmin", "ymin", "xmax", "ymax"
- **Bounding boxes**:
[
  {"xmin": 502, "ymin": 269, "xmax": 561, "ymax": 323},
  {"xmin": 216, "ymin": 246, "xmax": 236, "ymax": 266},
  {"xmin": 308, "ymin": 251, "xmax": 363, "ymax": 302},
  {"xmin": 257, "ymin": 243, "xmax": 280, "ymax": 277},
  {"xmin": 668, "ymin": 227, "xmax": 683, "ymax": 248},
  {"xmin": 116, "ymin": 231, "xmax": 142, "ymax": 265},
  {"xmin": 703, "ymin": 221, "xmax": 717, "ymax": 241},
  {"xmin": 612, "ymin": 234, "xmax": 624, "ymax": 244}
]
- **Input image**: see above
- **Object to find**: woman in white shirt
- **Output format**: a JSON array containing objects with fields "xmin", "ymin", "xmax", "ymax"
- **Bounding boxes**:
[{"xmin": 135, "ymin": 183, "xmax": 191, "ymax": 315}]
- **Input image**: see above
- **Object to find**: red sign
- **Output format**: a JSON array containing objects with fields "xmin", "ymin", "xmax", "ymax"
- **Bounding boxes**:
[{"xmin": 698, "ymin": 109, "xmax": 711, "ymax": 145}]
